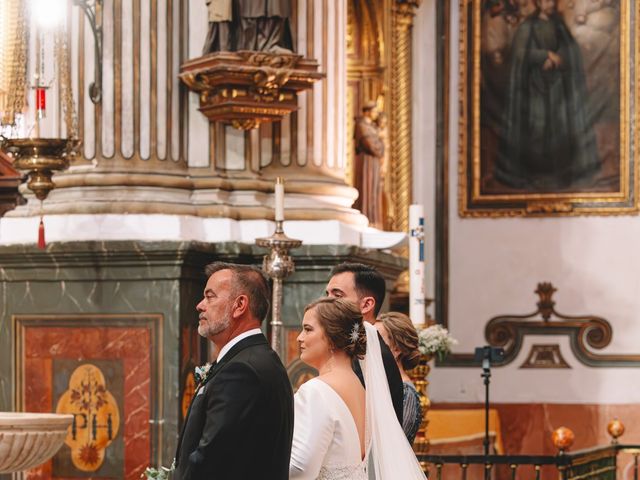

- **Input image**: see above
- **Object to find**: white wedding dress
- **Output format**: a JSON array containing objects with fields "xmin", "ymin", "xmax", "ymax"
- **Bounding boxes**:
[
  {"xmin": 289, "ymin": 378, "xmax": 368, "ymax": 480},
  {"xmin": 289, "ymin": 323, "xmax": 427, "ymax": 480}
]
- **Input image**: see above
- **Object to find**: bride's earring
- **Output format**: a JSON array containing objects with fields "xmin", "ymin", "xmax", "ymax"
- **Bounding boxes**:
[{"xmin": 326, "ymin": 347, "xmax": 335, "ymax": 371}]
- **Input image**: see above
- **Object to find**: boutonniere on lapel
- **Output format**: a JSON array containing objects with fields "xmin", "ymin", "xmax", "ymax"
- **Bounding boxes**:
[{"xmin": 195, "ymin": 362, "xmax": 214, "ymax": 387}]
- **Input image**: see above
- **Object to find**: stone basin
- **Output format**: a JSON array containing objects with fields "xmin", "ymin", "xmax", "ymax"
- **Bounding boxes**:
[{"xmin": 0, "ymin": 412, "xmax": 73, "ymax": 473}]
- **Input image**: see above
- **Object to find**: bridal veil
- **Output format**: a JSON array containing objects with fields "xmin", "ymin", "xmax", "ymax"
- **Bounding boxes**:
[{"xmin": 360, "ymin": 322, "xmax": 427, "ymax": 479}]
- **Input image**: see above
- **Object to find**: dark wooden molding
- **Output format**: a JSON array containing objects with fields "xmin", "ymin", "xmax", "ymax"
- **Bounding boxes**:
[
  {"xmin": 520, "ymin": 344, "xmax": 571, "ymax": 369},
  {"xmin": 435, "ymin": 0, "xmax": 450, "ymax": 330}
]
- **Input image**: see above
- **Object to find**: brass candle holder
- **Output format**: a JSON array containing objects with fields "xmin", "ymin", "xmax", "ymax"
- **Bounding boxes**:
[
  {"xmin": 0, "ymin": 137, "xmax": 79, "ymax": 200},
  {"xmin": 256, "ymin": 220, "xmax": 302, "ymax": 359}
]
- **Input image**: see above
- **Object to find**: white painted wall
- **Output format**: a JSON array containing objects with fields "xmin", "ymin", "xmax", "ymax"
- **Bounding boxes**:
[{"xmin": 413, "ymin": 2, "xmax": 640, "ymax": 404}]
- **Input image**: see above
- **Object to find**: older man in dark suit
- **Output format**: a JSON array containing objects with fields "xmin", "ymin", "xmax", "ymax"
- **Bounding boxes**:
[{"xmin": 174, "ymin": 262, "xmax": 294, "ymax": 480}]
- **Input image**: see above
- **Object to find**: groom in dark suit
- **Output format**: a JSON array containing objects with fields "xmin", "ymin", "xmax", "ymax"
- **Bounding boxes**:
[
  {"xmin": 174, "ymin": 262, "xmax": 294, "ymax": 480},
  {"xmin": 326, "ymin": 262, "xmax": 404, "ymax": 425}
]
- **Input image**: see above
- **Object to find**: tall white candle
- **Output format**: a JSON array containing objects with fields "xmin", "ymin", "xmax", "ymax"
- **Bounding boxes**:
[
  {"xmin": 275, "ymin": 177, "xmax": 285, "ymax": 221},
  {"xmin": 409, "ymin": 204, "xmax": 425, "ymax": 326}
]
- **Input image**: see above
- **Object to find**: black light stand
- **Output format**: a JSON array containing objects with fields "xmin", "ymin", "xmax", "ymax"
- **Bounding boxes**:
[
  {"xmin": 481, "ymin": 355, "xmax": 491, "ymax": 457},
  {"xmin": 474, "ymin": 346, "xmax": 505, "ymax": 480}
]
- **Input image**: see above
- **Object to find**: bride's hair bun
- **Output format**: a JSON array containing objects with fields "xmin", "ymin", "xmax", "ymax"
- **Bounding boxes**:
[
  {"xmin": 344, "ymin": 322, "xmax": 367, "ymax": 359},
  {"xmin": 304, "ymin": 297, "xmax": 367, "ymax": 359}
]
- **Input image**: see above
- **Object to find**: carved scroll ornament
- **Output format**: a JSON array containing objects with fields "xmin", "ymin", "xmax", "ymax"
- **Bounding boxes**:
[{"xmin": 440, "ymin": 283, "xmax": 640, "ymax": 368}]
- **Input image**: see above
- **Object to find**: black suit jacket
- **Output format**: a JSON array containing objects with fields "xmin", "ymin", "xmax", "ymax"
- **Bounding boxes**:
[
  {"xmin": 174, "ymin": 334, "xmax": 294, "ymax": 480},
  {"xmin": 353, "ymin": 331, "xmax": 404, "ymax": 425}
]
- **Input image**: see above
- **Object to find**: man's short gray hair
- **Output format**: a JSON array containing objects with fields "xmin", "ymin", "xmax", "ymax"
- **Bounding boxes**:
[{"xmin": 204, "ymin": 262, "xmax": 271, "ymax": 322}]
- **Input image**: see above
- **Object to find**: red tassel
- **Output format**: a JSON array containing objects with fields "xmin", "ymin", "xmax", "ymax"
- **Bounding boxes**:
[{"xmin": 37, "ymin": 217, "xmax": 46, "ymax": 250}]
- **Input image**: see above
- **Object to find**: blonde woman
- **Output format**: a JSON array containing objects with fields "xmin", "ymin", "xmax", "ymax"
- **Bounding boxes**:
[{"xmin": 375, "ymin": 312, "xmax": 423, "ymax": 444}]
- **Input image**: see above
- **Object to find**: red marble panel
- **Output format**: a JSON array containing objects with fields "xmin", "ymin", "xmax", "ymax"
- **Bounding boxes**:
[
  {"xmin": 22, "ymin": 325, "xmax": 153, "ymax": 480},
  {"xmin": 24, "ymin": 357, "xmax": 53, "ymax": 479},
  {"xmin": 25, "ymin": 358, "xmax": 52, "ymax": 412}
]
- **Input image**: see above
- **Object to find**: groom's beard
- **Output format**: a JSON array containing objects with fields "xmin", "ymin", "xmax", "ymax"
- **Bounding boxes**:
[{"xmin": 198, "ymin": 309, "xmax": 232, "ymax": 338}]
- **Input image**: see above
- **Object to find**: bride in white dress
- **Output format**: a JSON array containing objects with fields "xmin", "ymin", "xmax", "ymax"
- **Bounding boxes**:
[{"xmin": 289, "ymin": 297, "xmax": 426, "ymax": 480}]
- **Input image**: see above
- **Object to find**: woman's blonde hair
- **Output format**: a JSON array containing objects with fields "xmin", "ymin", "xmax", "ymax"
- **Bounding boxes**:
[{"xmin": 377, "ymin": 312, "xmax": 420, "ymax": 370}]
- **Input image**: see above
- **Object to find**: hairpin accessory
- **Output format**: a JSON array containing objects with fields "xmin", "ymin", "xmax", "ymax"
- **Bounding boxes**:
[{"xmin": 349, "ymin": 323, "xmax": 361, "ymax": 344}]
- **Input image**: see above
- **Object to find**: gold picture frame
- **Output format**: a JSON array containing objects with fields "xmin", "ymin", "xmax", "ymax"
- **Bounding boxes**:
[{"xmin": 458, "ymin": 0, "xmax": 639, "ymax": 217}]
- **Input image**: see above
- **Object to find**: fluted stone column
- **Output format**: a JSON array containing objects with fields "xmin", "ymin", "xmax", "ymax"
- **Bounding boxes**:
[{"xmin": 10, "ymin": 0, "xmax": 366, "ymax": 227}]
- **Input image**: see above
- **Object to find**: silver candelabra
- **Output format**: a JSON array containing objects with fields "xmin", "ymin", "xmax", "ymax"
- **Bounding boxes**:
[{"xmin": 256, "ymin": 220, "xmax": 302, "ymax": 359}]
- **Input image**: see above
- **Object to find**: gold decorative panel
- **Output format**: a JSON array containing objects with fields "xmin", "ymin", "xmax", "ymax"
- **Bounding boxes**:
[{"xmin": 55, "ymin": 363, "xmax": 122, "ymax": 472}]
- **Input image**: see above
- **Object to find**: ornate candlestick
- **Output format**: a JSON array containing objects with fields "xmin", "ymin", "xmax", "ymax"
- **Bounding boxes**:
[{"xmin": 256, "ymin": 214, "xmax": 302, "ymax": 359}]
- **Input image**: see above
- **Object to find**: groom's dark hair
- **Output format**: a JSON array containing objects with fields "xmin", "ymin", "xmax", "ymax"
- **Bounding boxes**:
[
  {"xmin": 330, "ymin": 262, "xmax": 386, "ymax": 316},
  {"xmin": 205, "ymin": 262, "xmax": 271, "ymax": 322}
]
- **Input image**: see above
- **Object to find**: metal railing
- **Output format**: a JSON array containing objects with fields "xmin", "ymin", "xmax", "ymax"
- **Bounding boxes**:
[{"xmin": 417, "ymin": 445, "xmax": 640, "ymax": 480}]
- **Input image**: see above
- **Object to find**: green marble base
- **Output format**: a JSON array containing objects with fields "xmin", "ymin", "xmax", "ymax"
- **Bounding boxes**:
[{"xmin": 0, "ymin": 241, "xmax": 406, "ymax": 477}]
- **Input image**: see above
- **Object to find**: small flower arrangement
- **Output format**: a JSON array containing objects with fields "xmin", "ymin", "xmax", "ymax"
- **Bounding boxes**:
[
  {"xmin": 143, "ymin": 460, "xmax": 175, "ymax": 479},
  {"xmin": 194, "ymin": 362, "xmax": 213, "ymax": 385},
  {"xmin": 418, "ymin": 324, "xmax": 458, "ymax": 361}
]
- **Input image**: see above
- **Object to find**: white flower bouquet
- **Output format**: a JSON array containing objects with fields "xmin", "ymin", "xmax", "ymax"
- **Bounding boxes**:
[
  {"xmin": 417, "ymin": 324, "xmax": 458, "ymax": 361},
  {"xmin": 143, "ymin": 459, "xmax": 175, "ymax": 479}
]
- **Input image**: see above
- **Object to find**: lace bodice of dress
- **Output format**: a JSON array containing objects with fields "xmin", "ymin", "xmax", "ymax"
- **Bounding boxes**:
[
  {"xmin": 289, "ymin": 378, "xmax": 368, "ymax": 480},
  {"xmin": 317, "ymin": 462, "xmax": 367, "ymax": 480}
]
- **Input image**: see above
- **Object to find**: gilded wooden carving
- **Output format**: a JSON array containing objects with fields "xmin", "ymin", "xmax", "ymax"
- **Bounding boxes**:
[
  {"xmin": 346, "ymin": 0, "xmax": 387, "ymax": 223},
  {"xmin": 180, "ymin": 51, "xmax": 323, "ymax": 130},
  {"xmin": 388, "ymin": 0, "xmax": 419, "ymax": 232},
  {"xmin": 346, "ymin": 0, "xmax": 418, "ymax": 231}
]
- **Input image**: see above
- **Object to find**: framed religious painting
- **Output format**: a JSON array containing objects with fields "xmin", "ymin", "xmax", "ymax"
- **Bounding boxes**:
[{"xmin": 458, "ymin": 0, "xmax": 639, "ymax": 216}]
